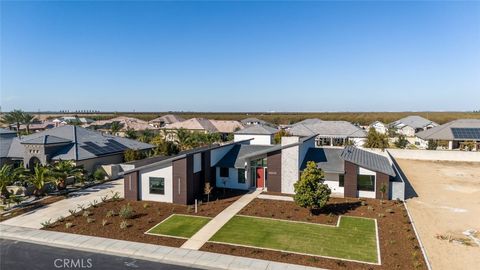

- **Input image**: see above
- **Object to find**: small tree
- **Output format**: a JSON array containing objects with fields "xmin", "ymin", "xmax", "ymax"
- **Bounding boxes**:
[
  {"xmin": 293, "ymin": 161, "xmax": 331, "ymax": 215},
  {"xmin": 204, "ymin": 182, "xmax": 213, "ymax": 203},
  {"xmin": 394, "ymin": 135, "xmax": 408, "ymax": 149},
  {"xmin": 364, "ymin": 127, "xmax": 389, "ymax": 150},
  {"xmin": 29, "ymin": 164, "xmax": 54, "ymax": 197},
  {"xmin": 379, "ymin": 183, "xmax": 387, "ymax": 204},
  {"xmin": 427, "ymin": 139, "xmax": 438, "ymax": 150},
  {"xmin": 274, "ymin": 130, "xmax": 291, "ymax": 144},
  {"xmin": 124, "ymin": 149, "xmax": 142, "ymax": 162}
]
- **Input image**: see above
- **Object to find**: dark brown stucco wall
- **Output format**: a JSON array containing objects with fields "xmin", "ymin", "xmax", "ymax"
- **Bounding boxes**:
[
  {"xmin": 124, "ymin": 171, "xmax": 139, "ymax": 201},
  {"xmin": 172, "ymin": 158, "xmax": 188, "ymax": 204},
  {"xmin": 344, "ymin": 161, "xmax": 358, "ymax": 198},
  {"xmin": 266, "ymin": 150, "xmax": 282, "ymax": 192},
  {"xmin": 375, "ymin": 172, "xmax": 390, "ymax": 200}
]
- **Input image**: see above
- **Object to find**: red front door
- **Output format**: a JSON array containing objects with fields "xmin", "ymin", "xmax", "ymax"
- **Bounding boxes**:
[{"xmin": 256, "ymin": 168, "xmax": 264, "ymax": 188}]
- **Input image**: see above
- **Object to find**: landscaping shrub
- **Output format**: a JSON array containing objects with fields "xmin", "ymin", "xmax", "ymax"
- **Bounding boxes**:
[
  {"xmin": 93, "ymin": 168, "xmax": 106, "ymax": 181},
  {"xmin": 41, "ymin": 219, "xmax": 53, "ymax": 228},
  {"xmin": 68, "ymin": 209, "xmax": 77, "ymax": 217},
  {"xmin": 102, "ymin": 219, "xmax": 108, "ymax": 226},
  {"xmin": 86, "ymin": 217, "xmax": 95, "ymax": 223},
  {"xmin": 65, "ymin": 222, "xmax": 73, "ymax": 229},
  {"xmin": 119, "ymin": 203, "xmax": 134, "ymax": 219},
  {"xmin": 56, "ymin": 216, "xmax": 65, "ymax": 223},
  {"xmin": 82, "ymin": 210, "xmax": 92, "ymax": 217},
  {"xmin": 143, "ymin": 202, "xmax": 149, "ymax": 209},
  {"xmin": 120, "ymin": 220, "xmax": 130, "ymax": 229},
  {"xmin": 105, "ymin": 209, "xmax": 117, "ymax": 217}
]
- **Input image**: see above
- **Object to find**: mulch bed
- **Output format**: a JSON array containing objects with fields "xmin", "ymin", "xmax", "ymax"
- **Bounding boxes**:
[
  {"xmin": 45, "ymin": 188, "xmax": 246, "ymax": 248},
  {"xmin": 201, "ymin": 197, "xmax": 428, "ymax": 270},
  {"xmin": 0, "ymin": 196, "xmax": 66, "ymax": 222}
]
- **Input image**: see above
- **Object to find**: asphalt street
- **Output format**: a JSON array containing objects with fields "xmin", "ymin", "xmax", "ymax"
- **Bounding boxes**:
[{"xmin": 0, "ymin": 239, "xmax": 200, "ymax": 270}]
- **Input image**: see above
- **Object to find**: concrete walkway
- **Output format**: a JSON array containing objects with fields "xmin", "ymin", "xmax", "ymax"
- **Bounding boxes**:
[
  {"xmin": 1, "ymin": 179, "xmax": 123, "ymax": 229},
  {"xmin": 0, "ymin": 224, "xmax": 324, "ymax": 270},
  {"xmin": 181, "ymin": 189, "xmax": 262, "ymax": 250},
  {"xmin": 257, "ymin": 194, "xmax": 294, "ymax": 201}
]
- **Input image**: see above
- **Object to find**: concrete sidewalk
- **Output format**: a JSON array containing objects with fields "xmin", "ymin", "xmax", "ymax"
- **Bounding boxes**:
[
  {"xmin": 0, "ymin": 224, "xmax": 324, "ymax": 270},
  {"xmin": 1, "ymin": 179, "xmax": 123, "ymax": 229},
  {"xmin": 181, "ymin": 189, "xmax": 262, "ymax": 250}
]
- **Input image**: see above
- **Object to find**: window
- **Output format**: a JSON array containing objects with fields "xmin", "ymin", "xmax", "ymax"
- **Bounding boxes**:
[
  {"xmin": 238, "ymin": 169, "xmax": 246, "ymax": 184},
  {"xmin": 220, "ymin": 167, "xmax": 229, "ymax": 178},
  {"xmin": 357, "ymin": 175, "xmax": 375, "ymax": 191},
  {"xmin": 149, "ymin": 177, "xmax": 165, "ymax": 194},
  {"xmin": 339, "ymin": 174, "xmax": 344, "ymax": 187}
]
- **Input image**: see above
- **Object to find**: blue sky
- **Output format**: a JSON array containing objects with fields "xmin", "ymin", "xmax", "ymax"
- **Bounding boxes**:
[{"xmin": 1, "ymin": 1, "xmax": 479, "ymax": 112}]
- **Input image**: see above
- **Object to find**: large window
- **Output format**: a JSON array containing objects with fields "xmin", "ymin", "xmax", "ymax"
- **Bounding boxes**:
[
  {"xmin": 149, "ymin": 177, "xmax": 165, "ymax": 194},
  {"xmin": 220, "ymin": 167, "xmax": 229, "ymax": 177},
  {"xmin": 237, "ymin": 169, "xmax": 246, "ymax": 184},
  {"xmin": 339, "ymin": 174, "xmax": 344, "ymax": 187},
  {"xmin": 357, "ymin": 175, "xmax": 375, "ymax": 191}
]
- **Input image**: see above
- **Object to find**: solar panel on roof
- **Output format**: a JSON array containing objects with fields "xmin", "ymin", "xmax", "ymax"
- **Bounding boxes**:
[{"xmin": 451, "ymin": 128, "xmax": 480, "ymax": 140}]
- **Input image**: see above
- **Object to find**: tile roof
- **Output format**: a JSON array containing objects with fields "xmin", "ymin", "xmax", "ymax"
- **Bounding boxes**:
[
  {"xmin": 289, "ymin": 119, "xmax": 366, "ymax": 138},
  {"xmin": 416, "ymin": 119, "xmax": 480, "ymax": 140},
  {"xmin": 7, "ymin": 125, "xmax": 153, "ymax": 161},
  {"xmin": 234, "ymin": 125, "xmax": 278, "ymax": 135},
  {"xmin": 340, "ymin": 146, "xmax": 395, "ymax": 176},
  {"xmin": 149, "ymin": 114, "xmax": 185, "ymax": 124},
  {"xmin": 87, "ymin": 116, "xmax": 156, "ymax": 131},
  {"xmin": 165, "ymin": 118, "xmax": 243, "ymax": 133},
  {"xmin": 390, "ymin": 115, "xmax": 438, "ymax": 129}
]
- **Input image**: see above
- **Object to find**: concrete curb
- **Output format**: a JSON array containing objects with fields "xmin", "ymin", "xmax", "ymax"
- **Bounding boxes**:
[{"xmin": 0, "ymin": 224, "xmax": 326, "ymax": 270}]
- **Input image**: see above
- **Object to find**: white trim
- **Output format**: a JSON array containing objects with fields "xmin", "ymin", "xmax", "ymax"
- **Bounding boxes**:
[
  {"xmin": 214, "ymin": 214, "xmax": 381, "ymax": 265},
  {"xmin": 144, "ymin": 214, "xmax": 212, "ymax": 240}
]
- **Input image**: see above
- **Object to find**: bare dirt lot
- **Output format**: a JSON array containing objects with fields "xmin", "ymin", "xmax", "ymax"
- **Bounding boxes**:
[{"xmin": 397, "ymin": 159, "xmax": 480, "ymax": 270}]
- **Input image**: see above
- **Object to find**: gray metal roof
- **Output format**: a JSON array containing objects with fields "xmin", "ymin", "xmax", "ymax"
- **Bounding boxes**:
[
  {"xmin": 340, "ymin": 146, "xmax": 395, "ymax": 176},
  {"xmin": 0, "ymin": 129, "xmax": 17, "ymax": 158},
  {"xmin": 0, "ymin": 128, "xmax": 16, "ymax": 135},
  {"xmin": 7, "ymin": 125, "xmax": 153, "ymax": 161},
  {"xmin": 21, "ymin": 135, "xmax": 72, "ymax": 145},
  {"xmin": 215, "ymin": 144, "xmax": 276, "ymax": 168},
  {"xmin": 391, "ymin": 115, "xmax": 438, "ymax": 129},
  {"xmin": 416, "ymin": 119, "xmax": 480, "ymax": 140},
  {"xmin": 289, "ymin": 119, "xmax": 366, "ymax": 138},
  {"xmin": 234, "ymin": 125, "xmax": 278, "ymax": 135},
  {"xmin": 300, "ymin": 148, "xmax": 344, "ymax": 173}
]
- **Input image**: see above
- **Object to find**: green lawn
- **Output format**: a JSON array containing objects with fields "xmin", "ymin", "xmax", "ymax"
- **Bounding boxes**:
[
  {"xmin": 146, "ymin": 214, "xmax": 211, "ymax": 238},
  {"xmin": 210, "ymin": 215, "xmax": 378, "ymax": 263}
]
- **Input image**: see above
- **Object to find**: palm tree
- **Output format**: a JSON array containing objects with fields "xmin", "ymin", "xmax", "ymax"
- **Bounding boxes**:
[
  {"xmin": 22, "ymin": 113, "xmax": 37, "ymax": 134},
  {"xmin": 124, "ymin": 128, "xmax": 137, "ymax": 139},
  {"xmin": 29, "ymin": 164, "xmax": 54, "ymax": 197},
  {"xmin": 0, "ymin": 165, "xmax": 29, "ymax": 203},
  {"xmin": 52, "ymin": 160, "xmax": 84, "ymax": 190},
  {"xmin": 0, "ymin": 109, "xmax": 25, "ymax": 136},
  {"xmin": 110, "ymin": 121, "xmax": 122, "ymax": 135},
  {"xmin": 175, "ymin": 128, "xmax": 192, "ymax": 150}
]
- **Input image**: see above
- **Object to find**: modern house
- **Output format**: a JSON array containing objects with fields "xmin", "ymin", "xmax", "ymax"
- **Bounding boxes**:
[
  {"xmin": 368, "ymin": 121, "xmax": 388, "ymax": 134},
  {"xmin": 4, "ymin": 125, "xmax": 153, "ymax": 172},
  {"xmin": 87, "ymin": 116, "xmax": 157, "ymax": 137},
  {"xmin": 0, "ymin": 128, "xmax": 17, "ymax": 167},
  {"xmin": 123, "ymin": 135, "xmax": 403, "ymax": 205},
  {"xmin": 233, "ymin": 125, "xmax": 279, "ymax": 145},
  {"xmin": 390, "ymin": 116, "xmax": 438, "ymax": 137},
  {"xmin": 149, "ymin": 114, "xmax": 185, "ymax": 128},
  {"xmin": 287, "ymin": 119, "xmax": 367, "ymax": 147},
  {"xmin": 415, "ymin": 119, "xmax": 480, "ymax": 150}
]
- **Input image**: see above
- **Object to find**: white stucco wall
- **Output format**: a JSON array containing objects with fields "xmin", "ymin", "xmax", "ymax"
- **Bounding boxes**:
[
  {"xmin": 281, "ymin": 137, "xmax": 300, "ymax": 194},
  {"xmin": 234, "ymin": 134, "xmax": 273, "ymax": 145},
  {"xmin": 210, "ymin": 144, "xmax": 235, "ymax": 166},
  {"xmin": 323, "ymin": 173, "xmax": 344, "ymax": 195},
  {"xmin": 139, "ymin": 164, "xmax": 173, "ymax": 203},
  {"xmin": 398, "ymin": 126, "xmax": 416, "ymax": 137},
  {"xmin": 215, "ymin": 167, "xmax": 250, "ymax": 190},
  {"xmin": 351, "ymin": 138, "xmax": 366, "ymax": 147},
  {"xmin": 357, "ymin": 167, "xmax": 376, "ymax": 198}
]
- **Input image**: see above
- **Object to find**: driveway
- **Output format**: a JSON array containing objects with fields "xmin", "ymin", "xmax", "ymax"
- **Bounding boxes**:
[
  {"xmin": 1, "ymin": 179, "xmax": 123, "ymax": 229},
  {"xmin": 397, "ymin": 159, "xmax": 480, "ymax": 270}
]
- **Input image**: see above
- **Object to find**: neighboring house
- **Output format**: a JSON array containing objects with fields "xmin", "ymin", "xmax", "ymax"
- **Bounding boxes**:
[
  {"xmin": 5, "ymin": 125, "xmax": 153, "ymax": 172},
  {"xmin": 287, "ymin": 119, "xmax": 367, "ymax": 147},
  {"xmin": 164, "ymin": 118, "xmax": 244, "ymax": 140},
  {"xmin": 233, "ymin": 125, "xmax": 278, "ymax": 145},
  {"xmin": 10, "ymin": 121, "xmax": 57, "ymax": 133},
  {"xmin": 87, "ymin": 116, "xmax": 158, "ymax": 137},
  {"xmin": 0, "ymin": 128, "xmax": 17, "ymax": 167},
  {"xmin": 53, "ymin": 116, "xmax": 94, "ymax": 125},
  {"xmin": 241, "ymin": 117, "xmax": 274, "ymax": 127},
  {"xmin": 369, "ymin": 121, "xmax": 388, "ymax": 135},
  {"xmin": 415, "ymin": 119, "xmax": 480, "ymax": 150},
  {"xmin": 390, "ymin": 116, "xmax": 438, "ymax": 137},
  {"xmin": 149, "ymin": 114, "xmax": 185, "ymax": 128},
  {"xmin": 123, "ymin": 135, "xmax": 403, "ymax": 205}
]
